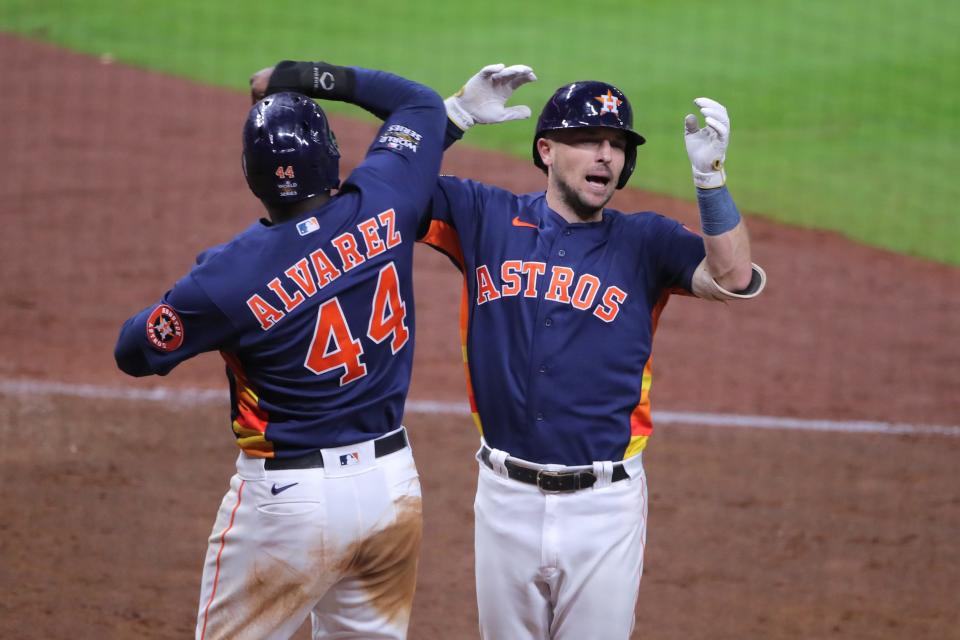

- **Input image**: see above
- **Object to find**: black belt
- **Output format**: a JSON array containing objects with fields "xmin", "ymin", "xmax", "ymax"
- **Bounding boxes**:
[
  {"xmin": 480, "ymin": 446, "xmax": 629, "ymax": 493},
  {"xmin": 264, "ymin": 430, "xmax": 408, "ymax": 470}
]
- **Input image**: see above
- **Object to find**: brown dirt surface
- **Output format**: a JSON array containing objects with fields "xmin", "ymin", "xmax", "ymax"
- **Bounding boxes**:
[{"xmin": 1, "ymin": 33, "xmax": 958, "ymax": 639}]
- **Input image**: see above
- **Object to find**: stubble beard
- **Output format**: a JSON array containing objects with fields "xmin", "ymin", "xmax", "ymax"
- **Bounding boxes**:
[{"xmin": 555, "ymin": 174, "xmax": 612, "ymax": 222}]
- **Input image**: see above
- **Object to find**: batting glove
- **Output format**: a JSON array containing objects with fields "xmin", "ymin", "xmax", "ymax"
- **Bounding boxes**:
[
  {"xmin": 445, "ymin": 63, "xmax": 537, "ymax": 131},
  {"xmin": 684, "ymin": 97, "xmax": 730, "ymax": 189}
]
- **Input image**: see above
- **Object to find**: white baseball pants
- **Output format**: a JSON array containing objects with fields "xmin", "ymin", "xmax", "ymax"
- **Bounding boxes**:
[
  {"xmin": 195, "ymin": 428, "xmax": 422, "ymax": 640},
  {"xmin": 474, "ymin": 446, "xmax": 648, "ymax": 640}
]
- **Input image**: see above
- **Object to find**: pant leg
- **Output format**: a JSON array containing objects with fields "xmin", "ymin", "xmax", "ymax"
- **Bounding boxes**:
[
  {"xmin": 310, "ymin": 449, "xmax": 423, "ymax": 639},
  {"xmin": 195, "ymin": 465, "xmax": 337, "ymax": 640},
  {"xmin": 475, "ymin": 462, "xmax": 553, "ymax": 640},
  {"xmin": 550, "ymin": 464, "xmax": 648, "ymax": 640}
]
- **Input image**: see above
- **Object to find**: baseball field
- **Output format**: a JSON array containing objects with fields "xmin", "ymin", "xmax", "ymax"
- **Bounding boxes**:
[{"xmin": 1, "ymin": 5, "xmax": 959, "ymax": 639}]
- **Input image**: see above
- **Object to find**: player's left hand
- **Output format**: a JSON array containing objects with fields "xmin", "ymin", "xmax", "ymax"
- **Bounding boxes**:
[
  {"xmin": 684, "ymin": 97, "xmax": 730, "ymax": 189},
  {"xmin": 445, "ymin": 63, "xmax": 537, "ymax": 131},
  {"xmin": 250, "ymin": 66, "xmax": 274, "ymax": 104}
]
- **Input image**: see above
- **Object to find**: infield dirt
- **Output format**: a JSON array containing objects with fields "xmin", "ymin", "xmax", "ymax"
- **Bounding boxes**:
[{"xmin": 1, "ymin": 34, "xmax": 958, "ymax": 639}]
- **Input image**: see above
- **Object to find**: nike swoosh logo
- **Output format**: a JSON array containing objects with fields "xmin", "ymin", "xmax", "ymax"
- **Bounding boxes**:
[
  {"xmin": 271, "ymin": 482, "xmax": 299, "ymax": 495},
  {"xmin": 512, "ymin": 216, "xmax": 538, "ymax": 229}
]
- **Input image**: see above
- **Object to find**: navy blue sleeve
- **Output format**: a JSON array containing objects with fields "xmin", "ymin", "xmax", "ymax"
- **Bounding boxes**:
[
  {"xmin": 344, "ymin": 68, "xmax": 442, "ymax": 122},
  {"xmin": 339, "ymin": 69, "xmax": 446, "ymax": 219},
  {"xmin": 643, "ymin": 215, "xmax": 706, "ymax": 293},
  {"xmin": 416, "ymin": 176, "xmax": 483, "ymax": 269},
  {"xmin": 424, "ymin": 176, "xmax": 485, "ymax": 229},
  {"xmin": 114, "ymin": 272, "xmax": 235, "ymax": 377}
]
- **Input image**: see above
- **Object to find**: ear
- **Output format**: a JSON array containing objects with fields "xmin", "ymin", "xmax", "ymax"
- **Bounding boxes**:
[{"xmin": 536, "ymin": 137, "xmax": 554, "ymax": 168}]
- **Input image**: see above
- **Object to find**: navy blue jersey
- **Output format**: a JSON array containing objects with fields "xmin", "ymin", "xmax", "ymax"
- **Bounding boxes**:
[
  {"xmin": 422, "ymin": 177, "xmax": 706, "ymax": 465},
  {"xmin": 115, "ymin": 70, "xmax": 445, "ymax": 457}
]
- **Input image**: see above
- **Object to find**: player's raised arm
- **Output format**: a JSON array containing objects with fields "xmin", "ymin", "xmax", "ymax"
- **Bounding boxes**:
[
  {"xmin": 250, "ymin": 60, "xmax": 446, "ymax": 213},
  {"xmin": 252, "ymin": 61, "xmax": 435, "ymax": 120},
  {"xmin": 251, "ymin": 61, "xmax": 536, "ymax": 151},
  {"xmin": 684, "ymin": 97, "xmax": 766, "ymax": 300},
  {"xmin": 414, "ymin": 64, "xmax": 536, "ymax": 266}
]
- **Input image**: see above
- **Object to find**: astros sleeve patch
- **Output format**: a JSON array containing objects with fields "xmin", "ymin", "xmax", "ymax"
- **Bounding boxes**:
[{"xmin": 145, "ymin": 304, "xmax": 184, "ymax": 351}]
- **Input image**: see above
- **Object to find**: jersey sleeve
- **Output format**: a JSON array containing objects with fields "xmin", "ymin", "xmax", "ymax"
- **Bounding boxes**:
[
  {"xmin": 644, "ymin": 215, "xmax": 707, "ymax": 293},
  {"xmin": 417, "ymin": 176, "xmax": 489, "ymax": 271},
  {"xmin": 114, "ymin": 272, "xmax": 235, "ymax": 377},
  {"xmin": 339, "ymin": 70, "xmax": 446, "ymax": 220}
]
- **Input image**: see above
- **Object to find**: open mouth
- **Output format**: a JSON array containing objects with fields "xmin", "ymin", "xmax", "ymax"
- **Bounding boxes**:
[{"xmin": 585, "ymin": 174, "xmax": 611, "ymax": 188}]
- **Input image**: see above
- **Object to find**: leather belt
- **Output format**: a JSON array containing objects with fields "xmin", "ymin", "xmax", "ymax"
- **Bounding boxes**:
[
  {"xmin": 264, "ymin": 429, "xmax": 408, "ymax": 470},
  {"xmin": 480, "ymin": 445, "xmax": 628, "ymax": 493}
]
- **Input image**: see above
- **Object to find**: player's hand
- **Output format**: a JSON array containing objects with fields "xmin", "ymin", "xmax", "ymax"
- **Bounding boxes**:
[
  {"xmin": 445, "ymin": 63, "xmax": 537, "ymax": 131},
  {"xmin": 249, "ymin": 66, "xmax": 275, "ymax": 104},
  {"xmin": 684, "ymin": 97, "xmax": 730, "ymax": 189}
]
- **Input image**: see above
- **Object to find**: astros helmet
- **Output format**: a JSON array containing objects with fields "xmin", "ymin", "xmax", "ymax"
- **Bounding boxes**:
[
  {"xmin": 242, "ymin": 92, "xmax": 341, "ymax": 204},
  {"xmin": 532, "ymin": 81, "xmax": 646, "ymax": 189}
]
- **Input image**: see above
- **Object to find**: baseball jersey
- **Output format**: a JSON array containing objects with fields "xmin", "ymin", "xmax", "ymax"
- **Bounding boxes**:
[
  {"xmin": 422, "ymin": 178, "xmax": 706, "ymax": 466},
  {"xmin": 115, "ymin": 70, "xmax": 445, "ymax": 458}
]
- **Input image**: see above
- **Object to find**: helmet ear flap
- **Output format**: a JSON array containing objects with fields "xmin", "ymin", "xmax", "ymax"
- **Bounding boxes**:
[
  {"xmin": 328, "ymin": 128, "xmax": 340, "ymax": 155},
  {"xmin": 617, "ymin": 143, "xmax": 637, "ymax": 189},
  {"xmin": 532, "ymin": 135, "xmax": 548, "ymax": 174}
]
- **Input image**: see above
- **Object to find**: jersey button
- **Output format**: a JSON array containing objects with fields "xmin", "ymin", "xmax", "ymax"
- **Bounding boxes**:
[
  {"xmin": 539, "ymin": 365, "xmax": 547, "ymax": 373},
  {"xmin": 558, "ymin": 249, "xmax": 566, "ymax": 257},
  {"xmin": 536, "ymin": 412, "xmax": 544, "ymax": 421},
  {"xmin": 564, "ymin": 230, "xmax": 572, "ymax": 236},
  {"xmin": 545, "ymin": 318, "xmax": 552, "ymax": 327}
]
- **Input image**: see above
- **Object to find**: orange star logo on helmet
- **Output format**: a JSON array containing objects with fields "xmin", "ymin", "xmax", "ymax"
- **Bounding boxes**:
[{"xmin": 595, "ymin": 90, "xmax": 622, "ymax": 115}]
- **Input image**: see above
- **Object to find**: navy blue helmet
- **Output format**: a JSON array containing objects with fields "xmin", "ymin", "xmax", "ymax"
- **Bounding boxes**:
[
  {"xmin": 532, "ymin": 81, "xmax": 645, "ymax": 189},
  {"xmin": 242, "ymin": 92, "xmax": 340, "ymax": 205}
]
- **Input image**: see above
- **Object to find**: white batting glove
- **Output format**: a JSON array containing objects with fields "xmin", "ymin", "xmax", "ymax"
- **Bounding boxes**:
[
  {"xmin": 445, "ymin": 63, "xmax": 537, "ymax": 131},
  {"xmin": 684, "ymin": 97, "xmax": 730, "ymax": 189}
]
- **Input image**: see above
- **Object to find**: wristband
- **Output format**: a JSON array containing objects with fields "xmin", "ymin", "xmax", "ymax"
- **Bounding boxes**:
[
  {"xmin": 444, "ymin": 96, "xmax": 475, "ymax": 131},
  {"xmin": 266, "ymin": 61, "xmax": 355, "ymax": 101},
  {"xmin": 696, "ymin": 186, "xmax": 741, "ymax": 236},
  {"xmin": 444, "ymin": 117, "xmax": 466, "ymax": 151}
]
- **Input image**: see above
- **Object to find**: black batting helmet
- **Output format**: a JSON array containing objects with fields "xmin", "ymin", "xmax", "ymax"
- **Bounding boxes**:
[
  {"xmin": 532, "ymin": 81, "xmax": 645, "ymax": 189},
  {"xmin": 242, "ymin": 92, "xmax": 340, "ymax": 205}
]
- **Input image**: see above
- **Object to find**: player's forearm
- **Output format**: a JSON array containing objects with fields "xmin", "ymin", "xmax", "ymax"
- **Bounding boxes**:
[
  {"xmin": 702, "ymin": 221, "xmax": 753, "ymax": 292},
  {"xmin": 264, "ymin": 61, "xmax": 442, "ymax": 122},
  {"xmin": 697, "ymin": 186, "xmax": 753, "ymax": 292}
]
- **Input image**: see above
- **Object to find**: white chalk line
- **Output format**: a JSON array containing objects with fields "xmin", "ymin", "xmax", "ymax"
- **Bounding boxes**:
[{"xmin": 1, "ymin": 378, "xmax": 958, "ymax": 438}]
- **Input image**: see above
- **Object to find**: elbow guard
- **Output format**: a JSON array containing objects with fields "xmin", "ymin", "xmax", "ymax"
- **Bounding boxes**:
[{"xmin": 693, "ymin": 261, "xmax": 767, "ymax": 301}]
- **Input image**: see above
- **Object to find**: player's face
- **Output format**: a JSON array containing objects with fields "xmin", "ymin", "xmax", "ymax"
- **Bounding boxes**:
[{"xmin": 539, "ymin": 128, "xmax": 626, "ymax": 221}]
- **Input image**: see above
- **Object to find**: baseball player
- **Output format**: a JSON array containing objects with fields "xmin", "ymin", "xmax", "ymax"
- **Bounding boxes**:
[
  {"xmin": 428, "ymin": 74, "xmax": 766, "ymax": 639},
  {"xmin": 114, "ymin": 64, "xmax": 446, "ymax": 639},
  {"xmin": 256, "ymin": 63, "xmax": 766, "ymax": 638}
]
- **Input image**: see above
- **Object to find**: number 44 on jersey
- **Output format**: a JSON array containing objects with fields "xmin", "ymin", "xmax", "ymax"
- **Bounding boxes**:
[
  {"xmin": 245, "ymin": 207, "xmax": 408, "ymax": 386},
  {"xmin": 304, "ymin": 262, "xmax": 408, "ymax": 386}
]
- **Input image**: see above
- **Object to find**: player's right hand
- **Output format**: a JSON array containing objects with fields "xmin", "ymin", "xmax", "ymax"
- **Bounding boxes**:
[{"xmin": 445, "ymin": 63, "xmax": 537, "ymax": 131}]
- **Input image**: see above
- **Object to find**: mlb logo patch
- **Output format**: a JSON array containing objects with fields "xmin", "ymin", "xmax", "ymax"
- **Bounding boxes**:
[
  {"xmin": 296, "ymin": 217, "xmax": 320, "ymax": 236},
  {"xmin": 339, "ymin": 452, "xmax": 360, "ymax": 466}
]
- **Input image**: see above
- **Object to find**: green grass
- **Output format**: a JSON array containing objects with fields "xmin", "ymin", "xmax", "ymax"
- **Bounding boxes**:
[{"xmin": 4, "ymin": 0, "xmax": 958, "ymax": 263}]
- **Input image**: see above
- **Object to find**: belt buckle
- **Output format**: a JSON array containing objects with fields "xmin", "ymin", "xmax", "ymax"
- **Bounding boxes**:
[
  {"xmin": 536, "ymin": 469, "xmax": 598, "ymax": 493},
  {"xmin": 536, "ymin": 469, "xmax": 566, "ymax": 493},
  {"xmin": 536, "ymin": 469, "xmax": 580, "ymax": 493}
]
